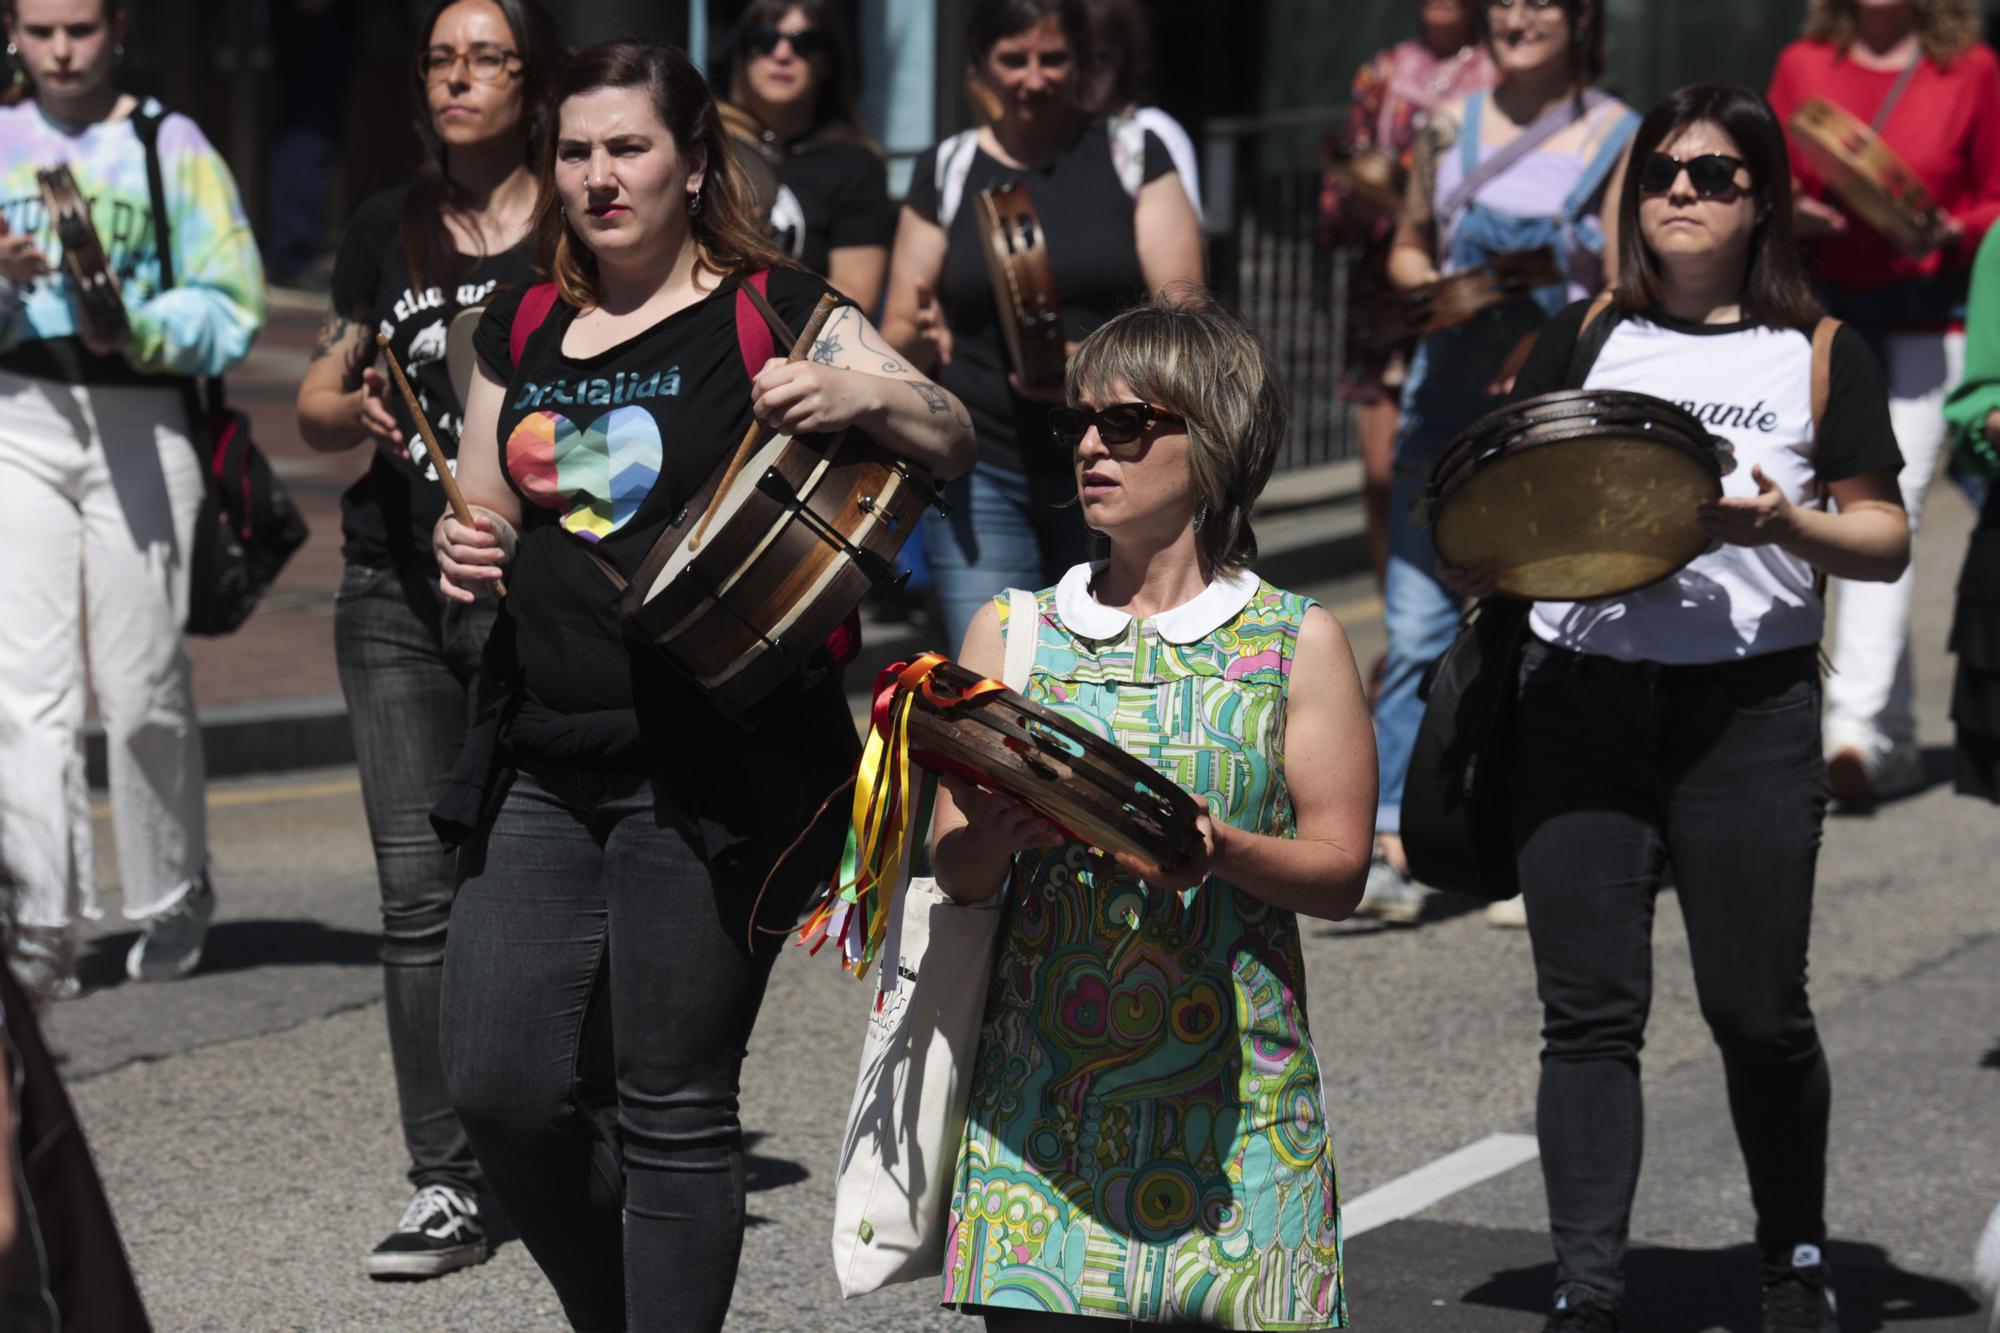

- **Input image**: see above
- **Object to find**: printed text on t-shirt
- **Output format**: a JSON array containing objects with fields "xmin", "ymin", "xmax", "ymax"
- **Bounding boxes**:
[{"xmin": 512, "ymin": 366, "xmax": 683, "ymax": 411}]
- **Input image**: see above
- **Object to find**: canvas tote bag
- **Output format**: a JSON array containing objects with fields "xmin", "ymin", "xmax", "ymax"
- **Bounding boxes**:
[{"xmin": 830, "ymin": 587, "xmax": 1038, "ymax": 1297}]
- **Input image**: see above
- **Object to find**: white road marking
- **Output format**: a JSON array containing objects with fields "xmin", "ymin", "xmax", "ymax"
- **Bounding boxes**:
[{"xmin": 1342, "ymin": 1132, "xmax": 1541, "ymax": 1238}]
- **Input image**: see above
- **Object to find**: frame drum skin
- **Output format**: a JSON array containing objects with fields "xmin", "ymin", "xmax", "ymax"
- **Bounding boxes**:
[
  {"xmin": 1423, "ymin": 389, "xmax": 1733, "ymax": 601},
  {"xmin": 1788, "ymin": 98, "xmax": 1938, "ymax": 253}
]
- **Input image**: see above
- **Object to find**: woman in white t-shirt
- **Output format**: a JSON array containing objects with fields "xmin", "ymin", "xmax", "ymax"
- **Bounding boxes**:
[{"xmin": 1446, "ymin": 84, "xmax": 1906, "ymax": 1332}]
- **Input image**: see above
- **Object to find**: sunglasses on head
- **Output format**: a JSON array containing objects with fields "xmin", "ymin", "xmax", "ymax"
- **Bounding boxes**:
[
  {"xmin": 1049, "ymin": 402, "xmax": 1184, "ymax": 454},
  {"xmin": 744, "ymin": 23, "xmax": 827, "ymax": 59},
  {"xmin": 1638, "ymin": 151, "xmax": 1751, "ymax": 200}
]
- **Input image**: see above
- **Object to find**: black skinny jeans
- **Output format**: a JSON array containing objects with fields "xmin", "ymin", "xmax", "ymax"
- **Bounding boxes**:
[
  {"xmin": 333, "ymin": 561, "xmax": 494, "ymax": 1193},
  {"xmin": 1512, "ymin": 638, "xmax": 1832, "ymax": 1309},
  {"xmin": 439, "ymin": 716, "xmax": 852, "ymax": 1332}
]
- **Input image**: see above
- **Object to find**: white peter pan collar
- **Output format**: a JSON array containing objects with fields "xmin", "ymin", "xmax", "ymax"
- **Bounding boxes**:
[{"xmin": 1052, "ymin": 561, "xmax": 1261, "ymax": 645}]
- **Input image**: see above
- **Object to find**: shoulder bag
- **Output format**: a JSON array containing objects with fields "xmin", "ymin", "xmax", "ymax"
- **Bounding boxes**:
[
  {"xmin": 829, "ymin": 586, "xmax": 1037, "ymax": 1298},
  {"xmin": 134, "ymin": 106, "xmax": 308, "ymax": 636}
]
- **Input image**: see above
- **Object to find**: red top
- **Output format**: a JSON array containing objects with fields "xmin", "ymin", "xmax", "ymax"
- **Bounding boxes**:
[{"xmin": 1767, "ymin": 38, "xmax": 2000, "ymax": 292}]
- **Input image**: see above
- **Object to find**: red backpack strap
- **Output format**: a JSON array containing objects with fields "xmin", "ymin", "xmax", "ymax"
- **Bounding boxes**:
[
  {"xmin": 733, "ymin": 270, "xmax": 776, "ymax": 379},
  {"xmin": 510, "ymin": 281, "xmax": 561, "ymax": 368}
]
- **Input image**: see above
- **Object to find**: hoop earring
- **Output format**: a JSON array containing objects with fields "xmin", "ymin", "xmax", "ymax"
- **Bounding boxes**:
[{"xmin": 1192, "ymin": 497, "xmax": 1209, "ymax": 533}]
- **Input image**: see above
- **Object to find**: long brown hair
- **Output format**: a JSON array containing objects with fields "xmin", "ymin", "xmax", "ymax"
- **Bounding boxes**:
[
  {"xmin": 532, "ymin": 40, "xmax": 797, "ymax": 309},
  {"xmin": 1803, "ymin": 0, "xmax": 1981, "ymax": 65},
  {"xmin": 1610, "ymin": 84, "xmax": 1822, "ymax": 331},
  {"xmin": 402, "ymin": 0, "xmax": 561, "ymax": 298}
]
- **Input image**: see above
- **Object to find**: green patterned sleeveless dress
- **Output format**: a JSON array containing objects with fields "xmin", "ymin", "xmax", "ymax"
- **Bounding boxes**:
[{"xmin": 942, "ymin": 565, "xmax": 1346, "ymax": 1328}]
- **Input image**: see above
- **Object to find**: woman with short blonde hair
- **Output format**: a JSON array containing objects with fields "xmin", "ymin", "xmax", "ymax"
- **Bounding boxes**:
[
  {"xmin": 1769, "ymin": 0, "xmax": 2000, "ymax": 802},
  {"xmin": 928, "ymin": 292, "xmax": 1376, "ymax": 1329}
]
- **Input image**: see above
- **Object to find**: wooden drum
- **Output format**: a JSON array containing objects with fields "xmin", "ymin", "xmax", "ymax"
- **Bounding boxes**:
[
  {"xmin": 974, "ymin": 181, "xmax": 1066, "ymax": 396},
  {"xmin": 900, "ymin": 656, "xmax": 1204, "ymax": 871},
  {"xmin": 1789, "ymin": 98, "xmax": 1938, "ymax": 253},
  {"xmin": 1418, "ymin": 389, "xmax": 1736, "ymax": 601},
  {"xmin": 1318, "ymin": 137, "xmax": 1405, "ymax": 225},
  {"xmin": 1357, "ymin": 248, "xmax": 1562, "ymax": 350}
]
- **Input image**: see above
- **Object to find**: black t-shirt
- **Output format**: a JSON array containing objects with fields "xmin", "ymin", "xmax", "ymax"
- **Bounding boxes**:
[
  {"xmin": 472, "ymin": 266, "xmax": 854, "ymax": 725},
  {"xmin": 330, "ymin": 186, "xmax": 537, "ymax": 568},
  {"xmin": 906, "ymin": 124, "xmax": 1173, "ymax": 474},
  {"xmin": 770, "ymin": 137, "xmax": 894, "ymax": 279}
]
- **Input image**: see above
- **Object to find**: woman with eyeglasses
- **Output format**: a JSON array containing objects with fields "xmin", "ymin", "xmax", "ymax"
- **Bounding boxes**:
[
  {"xmin": 428, "ymin": 38, "xmax": 971, "ymax": 1330},
  {"xmin": 1766, "ymin": 0, "xmax": 2000, "ymax": 805},
  {"xmin": 1364, "ymin": 0, "xmax": 1636, "ymax": 927},
  {"xmin": 1323, "ymin": 0, "xmax": 1495, "ymax": 591},
  {"xmin": 881, "ymin": 0, "xmax": 1205, "ymax": 654},
  {"xmin": 0, "ymin": 0, "xmax": 263, "ymax": 999},
  {"xmin": 1450, "ymin": 83, "xmax": 1907, "ymax": 1332},
  {"xmin": 294, "ymin": 0, "xmax": 558, "ymax": 1280},
  {"xmin": 928, "ymin": 293, "xmax": 1376, "ymax": 1331},
  {"xmin": 721, "ymin": 1, "xmax": 894, "ymax": 312}
]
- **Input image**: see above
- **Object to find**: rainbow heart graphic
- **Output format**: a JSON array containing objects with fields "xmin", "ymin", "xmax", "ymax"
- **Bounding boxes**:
[{"xmin": 505, "ymin": 406, "xmax": 663, "ymax": 541}]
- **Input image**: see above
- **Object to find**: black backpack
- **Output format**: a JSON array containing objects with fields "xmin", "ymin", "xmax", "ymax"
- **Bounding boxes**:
[{"xmin": 134, "ymin": 106, "xmax": 307, "ymax": 635}]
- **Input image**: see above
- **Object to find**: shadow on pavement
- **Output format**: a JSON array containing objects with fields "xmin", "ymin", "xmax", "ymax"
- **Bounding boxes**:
[
  {"xmin": 1464, "ymin": 1237, "xmax": 1982, "ymax": 1330},
  {"xmin": 77, "ymin": 919, "xmax": 380, "ymax": 991}
]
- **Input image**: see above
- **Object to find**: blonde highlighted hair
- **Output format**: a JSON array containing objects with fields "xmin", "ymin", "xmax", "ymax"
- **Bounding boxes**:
[
  {"xmin": 1803, "ymin": 0, "xmax": 1982, "ymax": 64},
  {"xmin": 1065, "ymin": 290, "xmax": 1288, "ymax": 578}
]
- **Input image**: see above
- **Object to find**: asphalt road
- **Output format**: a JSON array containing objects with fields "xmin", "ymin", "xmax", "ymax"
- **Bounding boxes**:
[{"xmin": 43, "ymin": 483, "xmax": 2000, "ymax": 1332}]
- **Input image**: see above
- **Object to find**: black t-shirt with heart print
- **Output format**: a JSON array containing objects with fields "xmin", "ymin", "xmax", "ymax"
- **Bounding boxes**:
[{"xmin": 470, "ymin": 265, "xmax": 854, "ymax": 725}]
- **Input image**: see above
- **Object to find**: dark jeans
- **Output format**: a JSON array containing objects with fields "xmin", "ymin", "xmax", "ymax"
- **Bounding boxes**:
[
  {"xmin": 439, "ymin": 738, "xmax": 848, "ymax": 1332},
  {"xmin": 1512, "ymin": 639, "xmax": 1832, "ymax": 1308},
  {"xmin": 333, "ymin": 561, "xmax": 494, "ymax": 1193}
]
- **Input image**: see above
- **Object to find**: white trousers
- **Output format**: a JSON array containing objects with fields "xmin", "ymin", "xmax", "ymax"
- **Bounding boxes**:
[
  {"xmin": 1824, "ymin": 329, "xmax": 1967, "ymax": 753},
  {"xmin": 0, "ymin": 371, "xmax": 207, "ymax": 929}
]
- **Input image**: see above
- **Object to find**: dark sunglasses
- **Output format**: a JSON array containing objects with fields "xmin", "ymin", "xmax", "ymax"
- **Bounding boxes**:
[
  {"xmin": 1049, "ymin": 402, "xmax": 1184, "ymax": 453},
  {"xmin": 1638, "ymin": 151, "xmax": 1751, "ymax": 200},
  {"xmin": 744, "ymin": 24, "xmax": 828, "ymax": 59}
]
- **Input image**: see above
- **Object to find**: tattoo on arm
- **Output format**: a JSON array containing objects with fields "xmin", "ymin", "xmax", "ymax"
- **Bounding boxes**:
[
  {"xmin": 811, "ymin": 333, "xmax": 842, "ymax": 366},
  {"xmin": 309, "ymin": 310, "xmax": 352, "ymax": 362},
  {"xmin": 856, "ymin": 316, "xmax": 909, "ymax": 374},
  {"xmin": 908, "ymin": 381, "xmax": 951, "ymax": 414}
]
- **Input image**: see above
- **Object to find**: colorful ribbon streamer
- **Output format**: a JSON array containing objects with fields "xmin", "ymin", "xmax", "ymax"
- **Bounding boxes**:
[{"xmin": 796, "ymin": 653, "xmax": 1007, "ymax": 987}]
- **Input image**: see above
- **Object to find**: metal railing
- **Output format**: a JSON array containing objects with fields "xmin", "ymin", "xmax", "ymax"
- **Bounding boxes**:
[{"xmin": 1203, "ymin": 105, "xmax": 1359, "ymax": 475}]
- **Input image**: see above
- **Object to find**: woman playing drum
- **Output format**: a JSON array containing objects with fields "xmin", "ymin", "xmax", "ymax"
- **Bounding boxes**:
[
  {"xmin": 1449, "ymin": 83, "xmax": 1908, "ymax": 1332},
  {"xmin": 721, "ymin": 0, "xmax": 894, "ymax": 311},
  {"xmin": 1767, "ymin": 0, "xmax": 2000, "ymax": 802},
  {"xmin": 928, "ymin": 294, "xmax": 1377, "ymax": 1329},
  {"xmin": 294, "ymin": 0, "xmax": 558, "ymax": 1280},
  {"xmin": 880, "ymin": 0, "xmax": 1204, "ymax": 652},
  {"xmin": 429, "ymin": 39, "xmax": 971, "ymax": 1330},
  {"xmin": 1323, "ymin": 0, "xmax": 1495, "ymax": 587},
  {"xmin": 0, "ymin": 0, "xmax": 263, "ymax": 996},
  {"xmin": 1943, "ymin": 223, "xmax": 2000, "ymax": 800},
  {"xmin": 1366, "ymin": 0, "xmax": 1636, "ymax": 924}
]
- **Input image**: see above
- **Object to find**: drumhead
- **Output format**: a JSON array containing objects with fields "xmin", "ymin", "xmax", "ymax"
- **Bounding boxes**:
[{"xmin": 1428, "ymin": 390, "xmax": 1726, "ymax": 601}]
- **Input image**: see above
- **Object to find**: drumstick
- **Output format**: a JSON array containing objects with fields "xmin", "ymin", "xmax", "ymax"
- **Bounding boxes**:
[
  {"xmin": 375, "ymin": 332, "xmax": 507, "ymax": 599},
  {"xmin": 688, "ymin": 292, "xmax": 841, "ymax": 551}
]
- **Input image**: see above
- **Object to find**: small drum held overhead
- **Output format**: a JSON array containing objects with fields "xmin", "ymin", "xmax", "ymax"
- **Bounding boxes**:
[
  {"xmin": 1357, "ymin": 247, "xmax": 1561, "ymax": 350},
  {"xmin": 903, "ymin": 656, "xmax": 1204, "ymax": 871},
  {"xmin": 975, "ymin": 181, "xmax": 1066, "ymax": 397},
  {"xmin": 1418, "ymin": 389, "xmax": 1735, "ymax": 601},
  {"xmin": 1788, "ymin": 98, "xmax": 1939, "ymax": 253}
]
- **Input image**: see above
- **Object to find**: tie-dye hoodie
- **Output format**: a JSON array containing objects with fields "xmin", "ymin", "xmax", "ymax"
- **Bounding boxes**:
[{"xmin": 0, "ymin": 95, "xmax": 264, "ymax": 383}]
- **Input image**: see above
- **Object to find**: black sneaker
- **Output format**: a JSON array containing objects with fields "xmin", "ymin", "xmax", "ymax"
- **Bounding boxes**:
[
  {"xmin": 1544, "ymin": 1292, "xmax": 1621, "ymax": 1332},
  {"xmin": 366, "ymin": 1184, "xmax": 489, "ymax": 1280},
  {"xmin": 1763, "ymin": 1245, "xmax": 1839, "ymax": 1332}
]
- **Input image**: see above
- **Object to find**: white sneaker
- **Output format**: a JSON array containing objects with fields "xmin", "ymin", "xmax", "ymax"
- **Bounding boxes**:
[
  {"xmin": 9, "ymin": 927, "xmax": 80, "ymax": 1001},
  {"xmin": 366, "ymin": 1184, "xmax": 489, "ymax": 1280},
  {"xmin": 1973, "ymin": 1200, "xmax": 2000, "ymax": 1333},
  {"xmin": 1355, "ymin": 853, "xmax": 1424, "ymax": 925},
  {"xmin": 1484, "ymin": 895, "xmax": 1529, "ymax": 928},
  {"xmin": 126, "ymin": 874, "xmax": 215, "ymax": 982}
]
